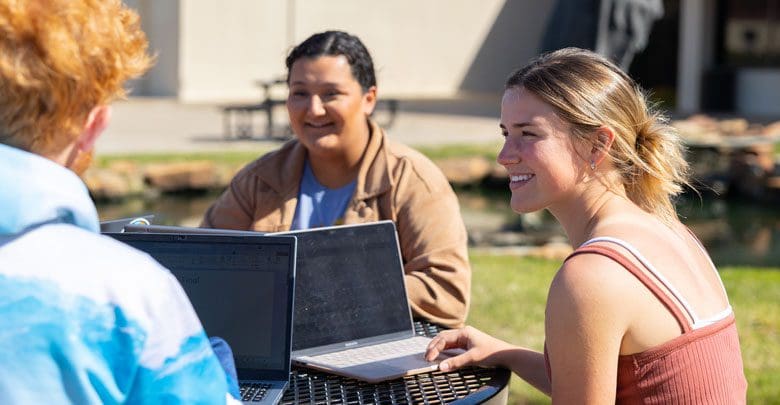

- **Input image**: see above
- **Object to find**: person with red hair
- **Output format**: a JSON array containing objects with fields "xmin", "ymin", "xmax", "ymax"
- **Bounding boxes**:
[{"xmin": 0, "ymin": 1, "xmax": 240, "ymax": 402}]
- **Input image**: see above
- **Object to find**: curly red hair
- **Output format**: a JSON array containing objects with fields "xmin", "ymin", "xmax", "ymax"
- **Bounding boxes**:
[{"xmin": 0, "ymin": 0, "xmax": 153, "ymax": 155}]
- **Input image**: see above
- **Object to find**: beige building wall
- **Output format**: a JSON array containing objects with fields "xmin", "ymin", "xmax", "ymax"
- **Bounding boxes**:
[
  {"xmin": 129, "ymin": 0, "xmax": 554, "ymax": 103},
  {"xmin": 292, "ymin": 0, "xmax": 512, "ymax": 98},
  {"xmin": 124, "ymin": 0, "xmax": 180, "ymax": 97},
  {"xmin": 178, "ymin": 1, "xmax": 289, "ymax": 102}
]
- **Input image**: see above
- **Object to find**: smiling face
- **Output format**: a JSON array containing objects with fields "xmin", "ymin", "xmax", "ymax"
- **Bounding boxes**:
[
  {"xmin": 286, "ymin": 55, "xmax": 376, "ymax": 161},
  {"xmin": 498, "ymin": 86, "xmax": 589, "ymax": 214}
]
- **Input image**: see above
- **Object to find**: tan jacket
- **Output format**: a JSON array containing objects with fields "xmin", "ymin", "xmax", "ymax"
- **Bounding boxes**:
[{"xmin": 202, "ymin": 120, "xmax": 470, "ymax": 328}]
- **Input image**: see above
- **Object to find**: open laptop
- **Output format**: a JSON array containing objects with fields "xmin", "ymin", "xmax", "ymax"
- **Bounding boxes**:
[
  {"xmin": 107, "ymin": 233, "xmax": 296, "ymax": 404},
  {"xmin": 272, "ymin": 221, "xmax": 456, "ymax": 383}
]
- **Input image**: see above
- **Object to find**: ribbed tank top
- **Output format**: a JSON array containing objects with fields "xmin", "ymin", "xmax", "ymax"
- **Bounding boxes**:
[{"xmin": 544, "ymin": 236, "xmax": 748, "ymax": 404}]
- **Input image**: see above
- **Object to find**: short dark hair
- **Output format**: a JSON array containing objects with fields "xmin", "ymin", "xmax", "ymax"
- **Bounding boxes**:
[{"xmin": 285, "ymin": 30, "xmax": 376, "ymax": 92}]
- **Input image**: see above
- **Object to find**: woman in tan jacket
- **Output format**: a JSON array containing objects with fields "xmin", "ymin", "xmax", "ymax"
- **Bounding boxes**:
[{"xmin": 202, "ymin": 31, "xmax": 471, "ymax": 328}]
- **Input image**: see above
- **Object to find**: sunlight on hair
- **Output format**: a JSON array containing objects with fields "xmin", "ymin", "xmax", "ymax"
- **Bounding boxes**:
[{"xmin": 0, "ymin": 0, "xmax": 153, "ymax": 156}]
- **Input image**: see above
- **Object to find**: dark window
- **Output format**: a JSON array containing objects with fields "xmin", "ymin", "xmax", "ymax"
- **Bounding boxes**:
[{"xmin": 722, "ymin": 0, "xmax": 780, "ymax": 66}]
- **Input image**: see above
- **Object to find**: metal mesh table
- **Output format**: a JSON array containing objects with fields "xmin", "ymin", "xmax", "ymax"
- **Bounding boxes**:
[{"xmin": 280, "ymin": 321, "xmax": 510, "ymax": 404}]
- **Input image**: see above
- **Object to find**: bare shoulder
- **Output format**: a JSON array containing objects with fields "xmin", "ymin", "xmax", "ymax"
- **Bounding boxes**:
[
  {"xmin": 548, "ymin": 252, "xmax": 640, "ymax": 327},
  {"xmin": 545, "ymin": 251, "xmax": 636, "ymax": 401},
  {"xmin": 550, "ymin": 252, "xmax": 637, "ymax": 303}
]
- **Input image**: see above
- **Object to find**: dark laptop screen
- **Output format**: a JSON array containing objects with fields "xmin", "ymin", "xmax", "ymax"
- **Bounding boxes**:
[
  {"xmin": 277, "ymin": 221, "xmax": 412, "ymax": 352},
  {"xmin": 108, "ymin": 233, "xmax": 295, "ymax": 379}
]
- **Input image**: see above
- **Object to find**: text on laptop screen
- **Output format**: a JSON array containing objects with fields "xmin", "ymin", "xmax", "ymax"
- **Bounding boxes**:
[
  {"xmin": 284, "ymin": 222, "xmax": 412, "ymax": 351},
  {"xmin": 113, "ymin": 236, "xmax": 293, "ymax": 372}
]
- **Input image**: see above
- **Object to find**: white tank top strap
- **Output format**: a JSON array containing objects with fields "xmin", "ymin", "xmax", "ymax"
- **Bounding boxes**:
[{"xmin": 581, "ymin": 236, "xmax": 732, "ymax": 330}]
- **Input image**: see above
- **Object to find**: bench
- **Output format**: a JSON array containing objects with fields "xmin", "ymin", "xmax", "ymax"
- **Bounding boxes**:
[
  {"xmin": 221, "ymin": 78, "xmax": 287, "ymax": 140},
  {"xmin": 221, "ymin": 77, "xmax": 400, "ymax": 139}
]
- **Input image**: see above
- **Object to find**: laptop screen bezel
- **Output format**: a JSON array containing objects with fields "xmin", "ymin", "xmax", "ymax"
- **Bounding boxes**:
[
  {"xmin": 272, "ymin": 221, "xmax": 418, "ymax": 357},
  {"xmin": 120, "ymin": 224, "xmax": 265, "ymax": 236},
  {"xmin": 105, "ymin": 232, "xmax": 296, "ymax": 381}
]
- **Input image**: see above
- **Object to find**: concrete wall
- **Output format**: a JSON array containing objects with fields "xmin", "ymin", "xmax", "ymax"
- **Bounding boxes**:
[
  {"xmin": 130, "ymin": 0, "xmax": 181, "ymax": 97},
  {"xmin": 289, "ymin": 0, "xmax": 553, "ymax": 98},
  {"xmin": 128, "ymin": 0, "xmax": 554, "ymax": 102},
  {"xmin": 178, "ymin": 1, "xmax": 289, "ymax": 102}
]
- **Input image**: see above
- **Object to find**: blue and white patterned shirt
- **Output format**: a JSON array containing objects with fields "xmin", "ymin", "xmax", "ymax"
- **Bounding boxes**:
[{"xmin": 0, "ymin": 143, "xmax": 239, "ymax": 404}]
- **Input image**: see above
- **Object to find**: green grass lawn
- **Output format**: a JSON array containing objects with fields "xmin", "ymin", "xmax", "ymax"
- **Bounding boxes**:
[
  {"xmin": 94, "ymin": 143, "xmax": 503, "ymax": 168},
  {"xmin": 467, "ymin": 253, "xmax": 780, "ymax": 404},
  {"xmin": 414, "ymin": 143, "xmax": 501, "ymax": 161},
  {"xmin": 95, "ymin": 150, "xmax": 272, "ymax": 167}
]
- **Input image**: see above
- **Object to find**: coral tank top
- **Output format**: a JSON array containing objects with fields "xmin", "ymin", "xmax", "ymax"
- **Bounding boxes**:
[{"xmin": 544, "ymin": 237, "xmax": 747, "ymax": 404}]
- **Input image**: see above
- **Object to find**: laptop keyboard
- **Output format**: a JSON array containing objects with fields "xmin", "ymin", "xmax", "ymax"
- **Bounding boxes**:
[
  {"xmin": 299, "ymin": 336, "xmax": 432, "ymax": 368},
  {"xmin": 240, "ymin": 382, "xmax": 272, "ymax": 402}
]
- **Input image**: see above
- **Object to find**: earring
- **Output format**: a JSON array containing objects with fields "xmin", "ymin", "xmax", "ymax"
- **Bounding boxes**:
[{"xmin": 590, "ymin": 160, "xmax": 596, "ymax": 170}]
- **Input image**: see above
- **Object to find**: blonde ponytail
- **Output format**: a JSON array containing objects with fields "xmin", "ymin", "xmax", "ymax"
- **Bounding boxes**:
[{"xmin": 625, "ymin": 109, "xmax": 690, "ymax": 223}]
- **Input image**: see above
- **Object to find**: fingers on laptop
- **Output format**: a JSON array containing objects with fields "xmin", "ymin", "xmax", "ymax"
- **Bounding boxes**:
[
  {"xmin": 426, "ymin": 326, "xmax": 509, "ymax": 372},
  {"xmin": 425, "ymin": 327, "xmax": 475, "ymax": 366}
]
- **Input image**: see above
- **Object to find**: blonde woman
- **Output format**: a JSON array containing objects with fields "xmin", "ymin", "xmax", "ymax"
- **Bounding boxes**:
[{"xmin": 426, "ymin": 48, "xmax": 747, "ymax": 404}]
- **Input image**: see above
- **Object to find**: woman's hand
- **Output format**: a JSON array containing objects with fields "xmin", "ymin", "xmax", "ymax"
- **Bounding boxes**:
[{"xmin": 425, "ymin": 326, "xmax": 514, "ymax": 372}]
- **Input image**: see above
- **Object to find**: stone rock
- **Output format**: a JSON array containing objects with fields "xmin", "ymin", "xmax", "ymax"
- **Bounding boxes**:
[
  {"xmin": 761, "ymin": 121, "xmax": 780, "ymax": 136},
  {"xmin": 671, "ymin": 116, "xmax": 719, "ymax": 142},
  {"xmin": 484, "ymin": 231, "xmax": 531, "ymax": 247},
  {"xmin": 526, "ymin": 242, "xmax": 573, "ymax": 261},
  {"xmin": 144, "ymin": 161, "xmax": 219, "ymax": 192},
  {"xmin": 467, "ymin": 229, "xmax": 487, "ymax": 246},
  {"xmin": 461, "ymin": 209, "xmax": 509, "ymax": 237},
  {"xmin": 684, "ymin": 114, "xmax": 719, "ymax": 130},
  {"xmin": 717, "ymin": 118, "xmax": 749, "ymax": 135},
  {"xmin": 107, "ymin": 160, "xmax": 139, "ymax": 176},
  {"xmin": 521, "ymin": 211, "xmax": 547, "ymax": 229},
  {"xmin": 107, "ymin": 160, "xmax": 145, "ymax": 195},
  {"xmin": 82, "ymin": 168, "xmax": 132, "ymax": 200},
  {"xmin": 435, "ymin": 157, "xmax": 492, "ymax": 186}
]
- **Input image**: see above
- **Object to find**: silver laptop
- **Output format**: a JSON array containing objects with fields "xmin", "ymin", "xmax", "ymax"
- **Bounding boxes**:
[
  {"xmin": 107, "ymin": 233, "xmax": 296, "ymax": 404},
  {"xmin": 272, "ymin": 221, "xmax": 455, "ymax": 383}
]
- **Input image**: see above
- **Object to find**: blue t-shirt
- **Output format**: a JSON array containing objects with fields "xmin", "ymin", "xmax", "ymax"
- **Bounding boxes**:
[{"xmin": 291, "ymin": 160, "xmax": 357, "ymax": 230}]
